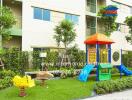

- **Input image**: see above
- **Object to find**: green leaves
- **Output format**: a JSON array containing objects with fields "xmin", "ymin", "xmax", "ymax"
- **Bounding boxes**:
[
  {"xmin": 125, "ymin": 16, "xmax": 132, "ymax": 44},
  {"xmin": 54, "ymin": 20, "xmax": 76, "ymax": 49},
  {"xmin": 0, "ymin": 70, "xmax": 15, "ymax": 90},
  {"xmin": 0, "ymin": 6, "xmax": 16, "ymax": 48},
  {"xmin": 0, "ymin": 6, "xmax": 16, "ymax": 34},
  {"xmin": 0, "ymin": 48, "xmax": 28, "ymax": 75}
]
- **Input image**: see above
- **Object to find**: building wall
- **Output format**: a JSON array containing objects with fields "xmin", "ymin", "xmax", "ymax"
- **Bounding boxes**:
[{"xmin": 22, "ymin": 0, "xmax": 86, "ymax": 51}]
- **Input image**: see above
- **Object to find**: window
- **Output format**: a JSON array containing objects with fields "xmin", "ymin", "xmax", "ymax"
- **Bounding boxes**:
[
  {"xmin": 72, "ymin": 15, "xmax": 79, "ymax": 24},
  {"xmin": 33, "ymin": 7, "xmax": 50, "ymax": 21},
  {"xmin": 34, "ymin": 7, "xmax": 43, "ymax": 20},
  {"xmin": 65, "ymin": 14, "xmax": 72, "ymax": 21},
  {"xmin": 43, "ymin": 9, "xmax": 50, "ymax": 21},
  {"xmin": 65, "ymin": 14, "xmax": 79, "ymax": 24}
]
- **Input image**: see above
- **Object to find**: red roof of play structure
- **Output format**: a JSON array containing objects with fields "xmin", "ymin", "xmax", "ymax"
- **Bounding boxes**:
[{"xmin": 84, "ymin": 33, "xmax": 114, "ymax": 44}]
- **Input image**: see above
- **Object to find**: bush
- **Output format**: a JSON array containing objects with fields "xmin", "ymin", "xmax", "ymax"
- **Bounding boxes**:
[
  {"xmin": 0, "ymin": 70, "xmax": 15, "ymax": 79},
  {"xmin": 0, "ymin": 48, "xmax": 28, "ymax": 75},
  {"xmin": 60, "ymin": 72, "xmax": 67, "ymax": 79},
  {"xmin": 33, "ymin": 50, "xmax": 59, "ymax": 70},
  {"xmin": 0, "ymin": 76, "xmax": 13, "ymax": 89},
  {"xmin": 0, "ymin": 70, "xmax": 16, "ymax": 90},
  {"xmin": 122, "ymin": 51, "xmax": 132, "ymax": 68},
  {"xmin": 94, "ymin": 77, "xmax": 132, "ymax": 95},
  {"xmin": 60, "ymin": 68, "xmax": 76, "ymax": 79},
  {"xmin": 111, "ymin": 68, "xmax": 119, "ymax": 74}
]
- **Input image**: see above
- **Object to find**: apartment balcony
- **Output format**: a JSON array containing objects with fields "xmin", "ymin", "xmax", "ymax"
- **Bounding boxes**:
[
  {"xmin": 4, "ymin": 0, "xmax": 22, "ymax": 36},
  {"xmin": 10, "ymin": 16, "xmax": 22, "ymax": 36},
  {"xmin": 86, "ymin": 16, "xmax": 96, "ymax": 37},
  {"xmin": 86, "ymin": 0, "xmax": 97, "ymax": 17}
]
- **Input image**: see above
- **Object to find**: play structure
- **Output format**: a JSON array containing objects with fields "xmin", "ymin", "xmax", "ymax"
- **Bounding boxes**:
[{"xmin": 78, "ymin": 33, "xmax": 132, "ymax": 82}]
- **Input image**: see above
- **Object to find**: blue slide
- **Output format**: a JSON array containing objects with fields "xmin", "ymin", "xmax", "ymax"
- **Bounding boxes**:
[
  {"xmin": 78, "ymin": 64, "xmax": 94, "ymax": 82},
  {"xmin": 117, "ymin": 64, "xmax": 132, "ymax": 76}
]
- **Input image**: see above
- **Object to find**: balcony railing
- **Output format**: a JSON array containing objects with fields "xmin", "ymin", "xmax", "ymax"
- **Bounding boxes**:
[
  {"xmin": 10, "ymin": 16, "xmax": 22, "ymax": 36},
  {"xmin": 10, "ymin": 27, "xmax": 22, "ymax": 36}
]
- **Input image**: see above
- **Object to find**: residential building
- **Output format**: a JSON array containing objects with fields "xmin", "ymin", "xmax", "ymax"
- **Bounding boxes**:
[{"xmin": 2, "ymin": 0, "xmax": 132, "ymax": 51}]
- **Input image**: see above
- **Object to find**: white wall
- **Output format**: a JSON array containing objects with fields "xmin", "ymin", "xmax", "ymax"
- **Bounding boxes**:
[
  {"xmin": 110, "ymin": 31, "xmax": 132, "ymax": 50},
  {"xmin": 22, "ymin": 0, "xmax": 86, "ymax": 51}
]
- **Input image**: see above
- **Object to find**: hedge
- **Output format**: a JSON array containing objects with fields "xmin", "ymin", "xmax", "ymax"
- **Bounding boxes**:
[
  {"xmin": 0, "ymin": 48, "xmax": 29, "ymax": 75},
  {"xmin": 94, "ymin": 77, "xmax": 132, "ymax": 95},
  {"xmin": 0, "ymin": 70, "xmax": 16, "ymax": 89},
  {"xmin": 122, "ymin": 51, "xmax": 132, "ymax": 68}
]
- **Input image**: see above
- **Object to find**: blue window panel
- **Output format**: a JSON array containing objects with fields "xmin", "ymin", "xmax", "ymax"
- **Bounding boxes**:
[
  {"xmin": 43, "ymin": 9, "xmax": 50, "ymax": 21},
  {"xmin": 34, "ymin": 7, "xmax": 42, "ymax": 20},
  {"xmin": 65, "ymin": 14, "xmax": 72, "ymax": 21},
  {"xmin": 72, "ymin": 15, "xmax": 79, "ymax": 24}
]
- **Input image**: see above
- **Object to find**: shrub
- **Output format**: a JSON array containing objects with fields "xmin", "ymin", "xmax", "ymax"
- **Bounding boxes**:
[
  {"xmin": 0, "ymin": 48, "xmax": 28, "ymax": 75},
  {"xmin": 60, "ymin": 68, "xmax": 77, "ymax": 79},
  {"xmin": 0, "ymin": 70, "xmax": 15, "ymax": 79},
  {"xmin": 60, "ymin": 72, "xmax": 67, "ymax": 79},
  {"xmin": 0, "ymin": 76, "xmax": 13, "ymax": 89},
  {"xmin": 94, "ymin": 77, "xmax": 132, "ymax": 95},
  {"xmin": 0, "ymin": 70, "xmax": 16, "ymax": 89},
  {"xmin": 32, "ymin": 50, "xmax": 59, "ymax": 70},
  {"xmin": 111, "ymin": 68, "xmax": 119, "ymax": 74},
  {"xmin": 122, "ymin": 51, "xmax": 132, "ymax": 68}
]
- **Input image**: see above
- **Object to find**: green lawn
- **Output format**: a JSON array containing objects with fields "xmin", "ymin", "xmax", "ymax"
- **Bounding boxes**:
[
  {"xmin": 0, "ymin": 74, "xmax": 129, "ymax": 100},
  {"xmin": 0, "ymin": 78, "xmax": 95, "ymax": 100}
]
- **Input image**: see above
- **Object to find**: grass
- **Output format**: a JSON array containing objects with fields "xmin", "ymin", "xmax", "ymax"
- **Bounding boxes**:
[
  {"xmin": 0, "ymin": 74, "xmax": 130, "ymax": 100},
  {"xmin": 0, "ymin": 77, "xmax": 95, "ymax": 100}
]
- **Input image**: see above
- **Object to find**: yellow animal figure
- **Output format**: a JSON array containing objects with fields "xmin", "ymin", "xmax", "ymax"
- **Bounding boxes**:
[
  {"xmin": 12, "ymin": 75, "xmax": 35, "ymax": 97},
  {"xmin": 13, "ymin": 75, "xmax": 35, "ymax": 88}
]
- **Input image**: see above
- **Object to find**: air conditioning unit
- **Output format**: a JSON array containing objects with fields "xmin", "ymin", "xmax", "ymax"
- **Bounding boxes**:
[{"xmin": 111, "ymin": 49, "xmax": 121, "ymax": 65}]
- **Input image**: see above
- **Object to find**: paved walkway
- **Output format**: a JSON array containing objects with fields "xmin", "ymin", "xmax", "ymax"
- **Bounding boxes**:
[{"xmin": 82, "ymin": 90, "xmax": 132, "ymax": 100}]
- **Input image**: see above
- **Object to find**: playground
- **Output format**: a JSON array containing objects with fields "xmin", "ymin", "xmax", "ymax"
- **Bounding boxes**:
[{"xmin": 78, "ymin": 33, "xmax": 132, "ymax": 82}]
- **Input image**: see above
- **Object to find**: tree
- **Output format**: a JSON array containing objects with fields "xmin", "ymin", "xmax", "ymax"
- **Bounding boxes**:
[
  {"xmin": 98, "ymin": 6, "xmax": 117, "ymax": 36},
  {"xmin": 125, "ymin": 16, "xmax": 132, "ymax": 44},
  {"xmin": 54, "ymin": 20, "xmax": 76, "ymax": 52},
  {"xmin": 0, "ymin": 6, "xmax": 16, "ymax": 48}
]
